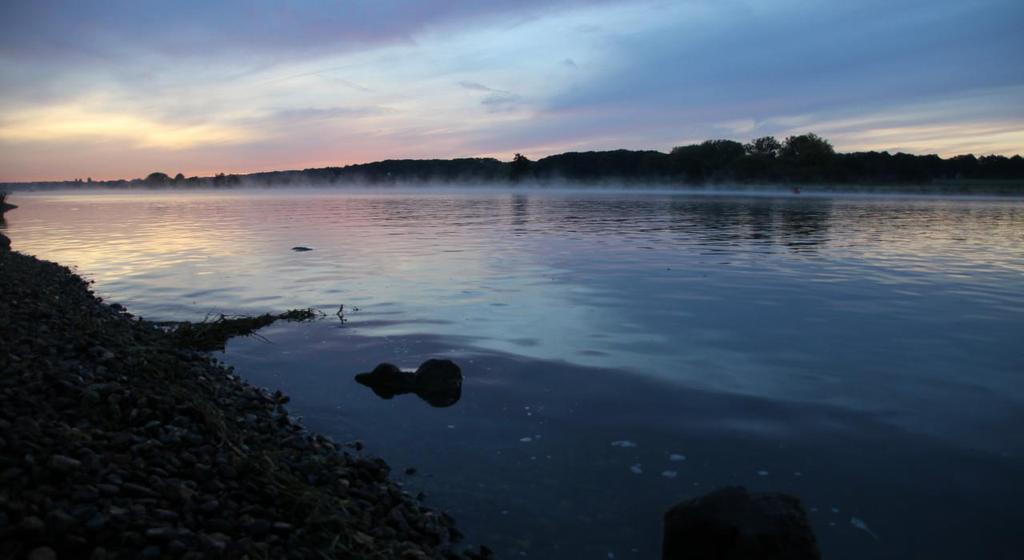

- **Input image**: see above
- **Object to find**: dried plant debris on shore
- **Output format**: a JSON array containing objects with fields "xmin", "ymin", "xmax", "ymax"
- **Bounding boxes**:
[
  {"xmin": 159, "ymin": 308, "xmax": 325, "ymax": 352},
  {"xmin": 0, "ymin": 248, "xmax": 492, "ymax": 559}
]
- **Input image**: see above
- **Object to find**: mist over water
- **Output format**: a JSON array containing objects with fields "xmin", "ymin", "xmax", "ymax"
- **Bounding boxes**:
[{"xmin": 5, "ymin": 188, "xmax": 1024, "ymax": 559}]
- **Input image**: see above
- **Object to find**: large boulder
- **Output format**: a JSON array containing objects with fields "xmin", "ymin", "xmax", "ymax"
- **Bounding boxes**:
[{"xmin": 663, "ymin": 486, "xmax": 820, "ymax": 560}]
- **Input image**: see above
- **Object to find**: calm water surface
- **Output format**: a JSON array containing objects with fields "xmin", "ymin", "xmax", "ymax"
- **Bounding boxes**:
[{"xmin": 4, "ymin": 188, "xmax": 1024, "ymax": 559}]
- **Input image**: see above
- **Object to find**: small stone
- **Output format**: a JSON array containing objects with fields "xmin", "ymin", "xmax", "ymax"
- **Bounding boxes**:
[
  {"xmin": 72, "ymin": 486, "xmax": 100, "ymax": 501},
  {"xmin": 201, "ymin": 533, "xmax": 229, "ymax": 552},
  {"xmin": 46, "ymin": 510, "xmax": 78, "ymax": 531},
  {"xmin": 123, "ymin": 482, "xmax": 157, "ymax": 497},
  {"xmin": 50, "ymin": 454, "xmax": 82, "ymax": 470},
  {"xmin": 28, "ymin": 547, "xmax": 57, "ymax": 560},
  {"xmin": 146, "ymin": 526, "xmax": 178, "ymax": 540},
  {"xmin": 72, "ymin": 505, "xmax": 100, "ymax": 522},
  {"xmin": 20, "ymin": 515, "xmax": 45, "ymax": 534},
  {"xmin": 153, "ymin": 509, "xmax": 179, "ymax": 522},
  {"xmin": 89, "ymin": 346, "xmax": 115, "ymax": 363},
  {"xmin": 85, "ymin": 513, "xmax": 109, "ymax": 531},
  {"xmin": 247, "ymin": 518, "xmax": 272, "ymax": 535},
  {"xmin": 205, "ymin": 518, "xmax": 232, "ymax": 533},
  {"xmin": 272, "ymin": 521, "xmax": 293, "ymax": 533}
]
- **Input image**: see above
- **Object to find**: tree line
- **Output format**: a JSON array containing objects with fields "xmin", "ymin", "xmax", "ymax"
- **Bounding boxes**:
[
  {"xmin": 4, "ymin": 133, "xmax": 1022, "ymax": 191},
  {"xmin": 516, "ymin": 134, "xmax": 1023, "ymax": 185}
]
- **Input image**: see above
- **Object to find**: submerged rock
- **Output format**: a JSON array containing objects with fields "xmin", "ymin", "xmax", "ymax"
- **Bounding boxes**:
[
  {"xmin": 663, "ymin": 486, "xmax": 820, "ymax": 560},
  {"xmin": 355, "ymin": 359, "xmax": 463, "ymax": 407}
]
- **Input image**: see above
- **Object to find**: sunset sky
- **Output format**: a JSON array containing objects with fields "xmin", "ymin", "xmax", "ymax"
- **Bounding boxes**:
[{"xmin": 1, "ymin": 0, "xmax": 1022, "ymax": 182}]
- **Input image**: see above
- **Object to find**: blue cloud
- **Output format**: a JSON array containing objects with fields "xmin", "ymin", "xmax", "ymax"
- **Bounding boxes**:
[{"xmin": 547, "ymin": 0, "xmax": 1024, "ymax": 120}]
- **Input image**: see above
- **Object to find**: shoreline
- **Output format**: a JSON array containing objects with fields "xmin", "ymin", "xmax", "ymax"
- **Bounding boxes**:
[
  {"xmin": 0, "ymin": 240, "xmax": 488, "ymax": 559},
  {"xmin": 3, "ymin": 181, "xmax": 1024, "ymax": 197}
]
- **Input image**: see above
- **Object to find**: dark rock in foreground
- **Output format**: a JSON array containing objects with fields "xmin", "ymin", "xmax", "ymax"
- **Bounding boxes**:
[
  {"xmin": 413, "ymin": 359, "xmax": 463, "ymax": 407},
  {"xmin": 355, "ymin": 359, "xmax": 463, "ymax": 408},
  {"xmin": 663, "ymin": 486, "xmax": 821, "ymax": 560},
  {"xmin": 0, "ymin": 247, "xmax": 489, "ymax": 559}
]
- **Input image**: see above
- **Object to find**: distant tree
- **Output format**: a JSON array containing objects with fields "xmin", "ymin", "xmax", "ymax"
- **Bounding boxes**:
[
  {"xmin": 949, "ymin": 154, "xmax": 978, "ymax": 179},
  {"xmin": 668, "ymin": 140, "xmax": 745, "ymax": 181},
  {"xmin": 668, "ymin": 144, "xmax": 706, "ymax": 180},
  {"xmin": 745, "ymin": 136, "xmax": 782, "ymax": 158},
  {"xmin": 87, "ymin": 177, "xmax": 93, "ymax": 183},
  {"xmin": 510, "ymin": 153, "xmax": 533, "ymax": 181},
  {"xmin": 782, "ymin": 133, "xmax": 834, "ymax": 166},
  {"xmin": 211, "ymin": 172, "xmax": 241, "ymax": 186},
  {"xmin": 698, "ymin": 140, "xmax": 746, "ymax": 168},
  {"xmin": 144, "ymin": 172, "xmax": 171, "ymax": 185},
  {"xmin": 174, "ymin": 173, "xmax": 185, "ymax": 183}
]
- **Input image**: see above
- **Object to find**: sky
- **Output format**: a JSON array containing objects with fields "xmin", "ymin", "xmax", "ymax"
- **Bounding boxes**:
[{"xmin": 1, "ymin": 0, "xmax": 1022, "ymax": 182}]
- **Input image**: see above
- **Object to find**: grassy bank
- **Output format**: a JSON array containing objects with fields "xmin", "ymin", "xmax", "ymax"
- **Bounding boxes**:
[{"xmin": 0, "ymin": 243, "xmax": 489, "ymax": 559}]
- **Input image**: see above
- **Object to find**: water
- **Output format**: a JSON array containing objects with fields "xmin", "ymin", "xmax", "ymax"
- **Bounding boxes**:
[{"xmin": 4, "ymin": 188, "xmax": 1023, "ymax": 559}]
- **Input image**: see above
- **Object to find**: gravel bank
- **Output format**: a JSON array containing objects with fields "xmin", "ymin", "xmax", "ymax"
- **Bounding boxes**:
[{"xmin": 0, "ymin": 244, "xmax": 490, "ymax": 559}]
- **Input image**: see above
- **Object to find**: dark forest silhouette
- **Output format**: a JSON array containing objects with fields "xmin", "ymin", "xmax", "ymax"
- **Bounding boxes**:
[{"xmin": 5, "ymin": 133, "xmax": 1023, "ymax": 191}]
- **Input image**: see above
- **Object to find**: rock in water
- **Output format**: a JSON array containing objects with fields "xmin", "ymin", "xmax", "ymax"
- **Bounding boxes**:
[
  {"xmin": 663, "ymin": 486, "xmax": 820, "ymax": 560},
  {"xmin": 414, "ymin": 359, "xmax": 463, "ymax": 407},
  {"xmin": 355, "ymin": 363, "xmax": 417, "ymax": 398},
  {"xmin": 291, "ymin": 246, "xmax": 313, "ymax": 252},
  {"xmin": 355, "ymin": 359, "xmax": 463, "ymax": 407}
]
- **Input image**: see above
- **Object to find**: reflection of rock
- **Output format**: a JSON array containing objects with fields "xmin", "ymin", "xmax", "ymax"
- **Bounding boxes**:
[
  {"xmin": 355, "ymin": 359, "xmax": 462, "ymax": 408},
  {"xmin": 663, "ymin": 486, "xmax": 820, "ymax": 560}
]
